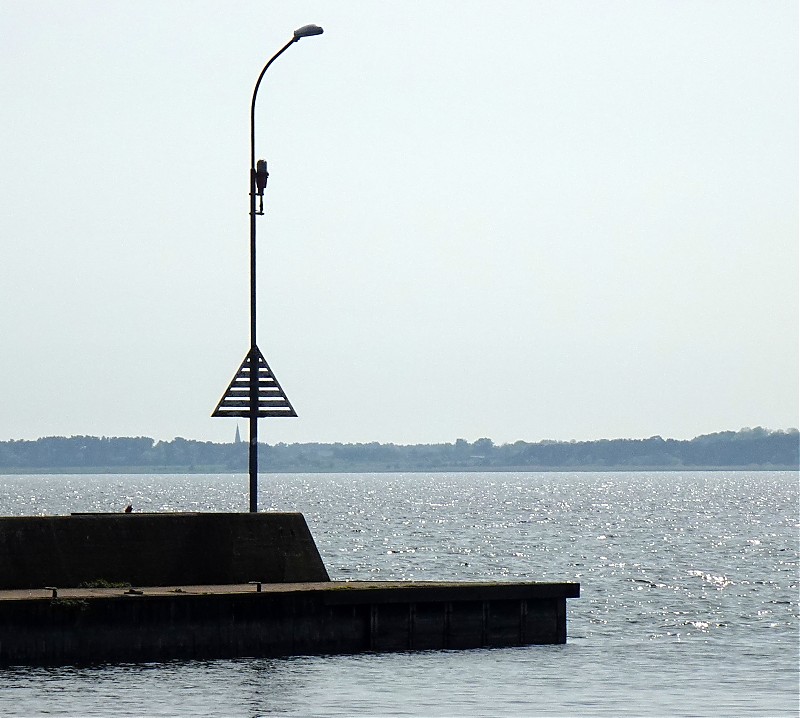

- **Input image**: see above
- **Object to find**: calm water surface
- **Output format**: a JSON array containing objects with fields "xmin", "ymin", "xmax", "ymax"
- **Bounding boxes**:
[{"xmin": 0, "ymin": 471, "xmax": 797, "ymax": 717}]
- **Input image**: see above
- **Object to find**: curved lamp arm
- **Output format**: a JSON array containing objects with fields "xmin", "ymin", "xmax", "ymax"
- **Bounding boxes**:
[{"xmin": 250, "ymin": 25, "xmax": 324, "ymax": 171}]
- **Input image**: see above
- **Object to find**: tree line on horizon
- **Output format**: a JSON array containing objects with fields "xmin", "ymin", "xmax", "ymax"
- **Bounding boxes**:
[{"xmin": 0, "ymin": 427, "xmax": 796, "ymax": 473}]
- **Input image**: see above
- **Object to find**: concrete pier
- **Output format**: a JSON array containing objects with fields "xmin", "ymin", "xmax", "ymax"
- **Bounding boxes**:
[
  {"xmin": 0, "ymin": 512, "xmax": 329, "ymax": 588},
  {"xmin": 0, "ymin": 580, "xmax": 579, "ymax": 665},
  {"xmin": 0, "ymin": 513, "xmax": 579, "ymax": 664}
]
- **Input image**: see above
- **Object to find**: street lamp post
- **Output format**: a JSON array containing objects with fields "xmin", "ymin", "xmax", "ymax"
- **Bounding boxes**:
[{"xmin": 213, "ymin": 25, "xmax": 323, "ymax": 512}]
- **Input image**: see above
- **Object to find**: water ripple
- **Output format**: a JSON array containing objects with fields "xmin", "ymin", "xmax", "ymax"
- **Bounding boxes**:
[{"xmin": 0, "ymin": 470, "xmax": 796, "ymax": 716}]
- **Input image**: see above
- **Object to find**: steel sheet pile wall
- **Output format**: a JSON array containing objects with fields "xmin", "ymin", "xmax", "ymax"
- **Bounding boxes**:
[{"xmin": 0, "ymin": 582, "xmax": 579, "ymax": 665}]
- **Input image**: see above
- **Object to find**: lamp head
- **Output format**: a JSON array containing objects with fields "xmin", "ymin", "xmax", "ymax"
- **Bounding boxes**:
[{"xmin": 293, "ymin": 24, "xmax": 324, "ymax": 41}]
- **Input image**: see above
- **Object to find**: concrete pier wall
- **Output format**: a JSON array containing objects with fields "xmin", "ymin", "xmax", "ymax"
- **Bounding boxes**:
[
  {"xmin": 0, "ymin": 513, "xmax": 329, "ymax": 588},
  {"xmin": 0, "ymin": 581, "xmax": 580, "ymax": 665},
  {"xmin": 0, "ymin": 513, "xmax": 580, "ymax": 664}
]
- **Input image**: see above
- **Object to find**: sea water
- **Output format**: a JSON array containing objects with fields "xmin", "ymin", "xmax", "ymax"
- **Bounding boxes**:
[{"xmin": 0, "ymin": 471, "xmax": 796, "ymax": 717}]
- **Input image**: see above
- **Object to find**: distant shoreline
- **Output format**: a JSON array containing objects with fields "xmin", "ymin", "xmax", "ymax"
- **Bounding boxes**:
[
  {"xmin": 0, "ymin": 464, "xmax": 796, "ymax": 476},
  {"xmin": 1, "ymin": 429, "xmax": 796, "ymax": 475}
]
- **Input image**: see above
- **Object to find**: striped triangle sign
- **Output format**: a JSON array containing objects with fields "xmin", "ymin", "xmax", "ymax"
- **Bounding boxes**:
[{"xmin": 212, "ymin": 346, "xmax": 297, "ymax": 419}]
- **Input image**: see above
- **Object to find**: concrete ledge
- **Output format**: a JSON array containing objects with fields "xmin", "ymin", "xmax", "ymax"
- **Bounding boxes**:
[
  {"xmin": 0, "ymin": 580, "xmax": 580, "ymax": 665},
  {"xmin": 0, "ymin": 513, "xmax": 329, "ymax": 588}
]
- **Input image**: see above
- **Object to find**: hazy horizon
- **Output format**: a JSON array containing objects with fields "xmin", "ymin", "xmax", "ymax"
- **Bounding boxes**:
[{"xmin": 2, "ymin": 425, "xmax": 796, "ymax": 447}]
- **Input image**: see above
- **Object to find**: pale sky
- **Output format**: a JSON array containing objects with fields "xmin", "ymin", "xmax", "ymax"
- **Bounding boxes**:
[{"xmin": 1, "ymin": 1, "xmax": 797, "ymax": 445}]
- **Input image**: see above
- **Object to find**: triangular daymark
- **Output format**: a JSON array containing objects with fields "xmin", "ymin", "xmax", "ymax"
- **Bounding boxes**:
[{"xmin": 212, "ymin": 346, "xmax": 297, "ymax": 418}]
